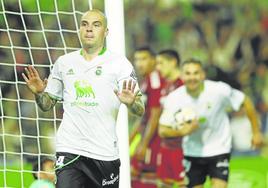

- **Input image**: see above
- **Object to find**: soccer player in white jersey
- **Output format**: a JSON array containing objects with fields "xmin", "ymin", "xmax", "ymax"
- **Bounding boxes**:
[
  {"xmin": 22, "ymin": 9, "xmax": 145, "ymax": 188},
  {"xmin": 159, "ymin": 58, "xmax": 263, "ymax": 188}
]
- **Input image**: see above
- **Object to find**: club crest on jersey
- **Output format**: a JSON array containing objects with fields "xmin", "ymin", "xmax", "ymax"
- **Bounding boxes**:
[
  {"xmin": 95, "ymin": 66, "xmax": 102, "ymax": 76},
  {"xmin": 74, "ymin": 80, "xmax": 95, "ymax": 99}
]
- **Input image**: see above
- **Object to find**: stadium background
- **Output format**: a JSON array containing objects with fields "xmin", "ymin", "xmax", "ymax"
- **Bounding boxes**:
[{"xmin": 0, "ymin": 0, "xmax": 268, "ymax": 187}]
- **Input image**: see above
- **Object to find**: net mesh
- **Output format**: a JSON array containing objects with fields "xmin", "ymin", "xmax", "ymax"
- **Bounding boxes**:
[{"xmin": 0, "ymin": 0, "xmax": 103, "ymax": 187}]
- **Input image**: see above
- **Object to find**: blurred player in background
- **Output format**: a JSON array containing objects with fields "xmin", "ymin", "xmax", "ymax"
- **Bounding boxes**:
[
  {"xmin": 30, "ymin": 157, "xmax": 55, "ymax": 188},
  {"xmin": 155, "ymin": 49, "xmax": 185, "ymax": 188},
  {"xmin": 159, "ymin": 58, "xmax": 263, "ymax": 188},
  {"xmin": 22, "ymin": 9, "xmax": 144, "ymax": 188},
  {"xmin": 130, "ymin": 46, "xmax": 165, "ymax": 188}
]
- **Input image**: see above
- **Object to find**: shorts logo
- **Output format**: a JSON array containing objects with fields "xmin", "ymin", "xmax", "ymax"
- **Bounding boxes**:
[
  {"xmin": 102, "ymin": 173, "xmax": 119, "ymax": 186},
  {"xmin": 222, "ymin": 170, "xmax": 228, "ymax": 175},
  {"xmin": 56, "ymin": 156, "xmax": 65, "ymax": 167},
  {"xmin": 216, "ymin": 159, "xmax": 229, "ymax": 168}
]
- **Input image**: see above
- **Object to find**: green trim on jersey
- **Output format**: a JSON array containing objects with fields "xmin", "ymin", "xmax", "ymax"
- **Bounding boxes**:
[
  {"xmin": 80, "ymin": 47, "xmax": 107, "ymax": 56},
  {"xmin": 98, "ymin": 47, "xmax": 106, "ymax": 55}
]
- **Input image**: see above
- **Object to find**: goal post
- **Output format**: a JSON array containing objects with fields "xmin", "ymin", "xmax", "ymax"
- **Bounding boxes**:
[
  {"xmin": 104, "ymin": 1, "xmax": 131, "ymax": 188},
  {"xmin": 0, "ymin": 0, "xmax": 130, "ymax": 187}
]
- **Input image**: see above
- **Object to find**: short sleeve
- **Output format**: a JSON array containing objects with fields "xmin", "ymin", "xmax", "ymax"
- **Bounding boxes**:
[
  {"xmin": 146, "ymin": 72, "xmax": 162, "ymax": 108},
  {"xmin": 44, "ymin": 59, "xmax": 64, "ymax": 100},
  {"xmin": 117, "ymin": 58, "xmax": 140, "ymax": 94},
  {"xmin": 219, "ymin": 81, "xmax": 245, "ymax": 111}
]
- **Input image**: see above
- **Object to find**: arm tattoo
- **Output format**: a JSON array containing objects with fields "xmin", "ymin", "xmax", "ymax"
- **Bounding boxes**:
[
  {"xmin": 129, "ymin": 97, "xmax": 145, "ymax": 117},
  {"xmin": 35, "ymin": 92, "xmax": 57, "ymax": 111}
]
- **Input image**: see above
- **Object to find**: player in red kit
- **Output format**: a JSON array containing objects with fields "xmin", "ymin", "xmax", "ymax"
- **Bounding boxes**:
[
  {"xmin": 156, "ymin": 50, "xmax": 185, "ymax": 188},
  {"xmin": 130, "ymin": 47, "xmax": 165, "ymax": 188}
]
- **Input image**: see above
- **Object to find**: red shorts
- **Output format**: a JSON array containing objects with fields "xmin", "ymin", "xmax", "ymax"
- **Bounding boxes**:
[
  {"xmin": 156, "ymin": 146, "xmax": 185, "ymax": 181},
  {"xmin": 131, "ymin": 134, "xmax": 161, "ymax": 172}
]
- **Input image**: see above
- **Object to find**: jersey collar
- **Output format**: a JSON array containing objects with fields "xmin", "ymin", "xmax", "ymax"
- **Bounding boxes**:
[{"xmin": 80, "ymin": 47, "xmax": 107, "ymax": 56}]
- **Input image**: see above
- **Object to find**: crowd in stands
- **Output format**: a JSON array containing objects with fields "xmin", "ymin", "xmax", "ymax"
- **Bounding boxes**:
[{"xmin": 125, "ymin": 0, "xmax": 268, "ymax": 156}]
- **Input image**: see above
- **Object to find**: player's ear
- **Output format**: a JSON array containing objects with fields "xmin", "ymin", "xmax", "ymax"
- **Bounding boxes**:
[{"xmin": 105, "ymin": 28, "xmax": 109, "ymax": 37}]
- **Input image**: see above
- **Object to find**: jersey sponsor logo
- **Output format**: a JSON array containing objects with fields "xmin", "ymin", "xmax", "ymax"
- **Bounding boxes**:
[
  {"xmin": 71, "ymin": 101, "xmax": 99, "ymax": 107},
  {"xmin": 102, "ymin": 173, "xmax": 119, "ymax": 186},
  {"xmin": 74, "ymin": 80, "xmax": 95, "ymax": 99}
]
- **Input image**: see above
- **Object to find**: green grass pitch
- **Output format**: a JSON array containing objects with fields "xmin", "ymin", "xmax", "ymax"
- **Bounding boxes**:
[{"xmin": 0, "ymin": 156, "xmax": 267, "ymax": 187}]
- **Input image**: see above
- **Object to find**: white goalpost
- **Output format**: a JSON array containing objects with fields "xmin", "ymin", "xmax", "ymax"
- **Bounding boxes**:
[
  {"xmin": 104, "ymin": 1, "xmax": 131, "ymax": 188},
  {"xmin": 0, "ymin": 0, "xmax": 130, "ymax": 187}
]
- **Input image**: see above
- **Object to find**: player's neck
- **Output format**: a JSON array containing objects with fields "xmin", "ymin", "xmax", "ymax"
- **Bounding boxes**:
[
  {"xmin": 187, "ymin": 83, "xmax": 204, "ymax": 98},
  {"xmin": 82, "ymin": 45, "xmax": 105, "ymax": 61}
]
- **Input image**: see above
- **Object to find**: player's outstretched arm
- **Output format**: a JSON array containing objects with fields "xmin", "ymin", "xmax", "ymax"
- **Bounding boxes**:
[
  {"xmin": 242, "ymin": 95, "xmax": 263, "ymax": 148},
  {"xmin": 135, "ymin": 107, "xmax": 161, "ymax": 161},
  {"xmin": 159, "ymin": 119, "xmax": 199, "ymax": 138},
  {"xmin": 22, "ymin": 65, "xmax": 57, "ymax": 111},
  {"xmin": 35, "ymin": 93, "xmax": 57, "ymax": 112},
  {"xmin": 128, "ymin": 96, "xmax": 145, "ymax": 117},
  {"xmin": 115, "ymin": 79, "xmax": 145, "ymax": 117}
]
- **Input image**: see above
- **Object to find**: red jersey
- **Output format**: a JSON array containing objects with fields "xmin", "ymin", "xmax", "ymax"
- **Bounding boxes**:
[
  {"xmin": 131, "ymin": 70, "xmax": 165, "ymax": 174},
  {"xmin": 140, "ymin": 70, "xmax": 165, "ymax": 128}
]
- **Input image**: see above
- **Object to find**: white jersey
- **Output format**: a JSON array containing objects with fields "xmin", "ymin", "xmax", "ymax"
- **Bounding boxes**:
[
  {"xmin": 159, "ymin": 80, "xmax": 245, "ymax": 157},
  {"xmin": 45, "ymin": 49, "xmax": 138, "ymax": 161}
]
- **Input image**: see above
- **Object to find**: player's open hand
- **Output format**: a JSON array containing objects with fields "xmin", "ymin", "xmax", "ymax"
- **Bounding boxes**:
[
  {"xmin": 115, "ymin": 80, "xmax": 139, "ymax": 106},
  {"xmin": 22, "ymin": 65, "xmax": 47, "ymax": 94}
]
